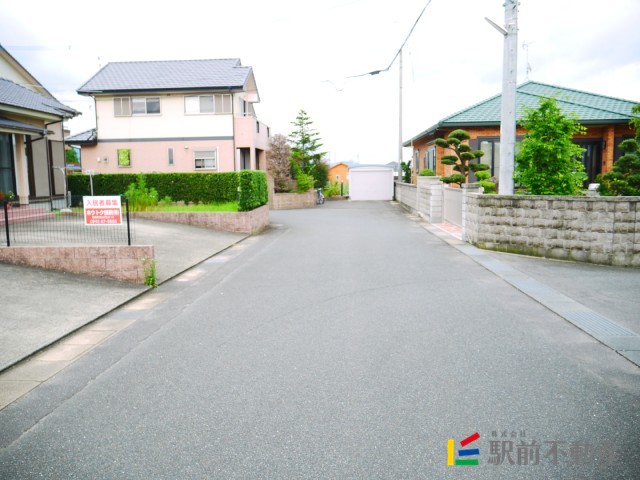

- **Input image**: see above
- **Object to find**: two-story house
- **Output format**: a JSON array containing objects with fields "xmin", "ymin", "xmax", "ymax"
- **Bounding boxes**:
[
  {"xmin": 0, "ymin": 44, "xmax": 78, "ymax": 205},
  {"xmin": 70, "ymin": 58, "xmax": 270, "ymax": 174}
]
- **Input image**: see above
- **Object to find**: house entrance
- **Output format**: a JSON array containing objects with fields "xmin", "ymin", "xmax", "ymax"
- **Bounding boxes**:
[{"xmin": 576, "ymin": 140, "xmax": 602, "ymax": 185}]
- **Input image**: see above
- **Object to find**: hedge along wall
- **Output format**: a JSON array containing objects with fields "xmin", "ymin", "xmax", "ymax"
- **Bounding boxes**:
[{"xmin": 67, "ymin": 172, "xmax": 268, "ymax": 210}]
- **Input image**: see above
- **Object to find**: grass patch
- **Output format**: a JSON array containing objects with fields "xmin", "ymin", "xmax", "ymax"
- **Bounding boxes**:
[{"xmin": 149, "ymin": 201, "xmax": 239, "ymax": 212}]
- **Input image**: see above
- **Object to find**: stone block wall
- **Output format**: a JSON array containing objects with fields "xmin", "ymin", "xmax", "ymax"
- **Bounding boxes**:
[
  {"xmin": 465, "ymin": 194, "xmax": 640, "ymax": 267},
  {"xmin": 135, "ymin": 205, "xmax": 269, "ymax": 234},
  {"xmin": 0, "ymin": 245, "xmax": 154, "ymax": 283},
  {"xmin": 395, "ymin": 182, "xmax": 418, "ymax": 212},
  {"xmin": 271, "ymin": 190, "xmax": 316, "ymax": 210}
]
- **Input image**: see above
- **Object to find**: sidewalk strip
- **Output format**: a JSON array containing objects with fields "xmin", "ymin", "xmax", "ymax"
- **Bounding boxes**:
[{"xmin": 422, "ymin": 223, "xmax": 640, "ymax": 368}]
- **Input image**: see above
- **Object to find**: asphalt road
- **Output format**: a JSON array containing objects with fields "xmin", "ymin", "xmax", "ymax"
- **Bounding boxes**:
[{"xmin": 1, "ymin": 201, "xmax": 639, "ymax": 479}]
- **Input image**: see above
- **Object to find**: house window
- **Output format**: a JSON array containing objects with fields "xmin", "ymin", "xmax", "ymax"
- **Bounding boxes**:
[
  {"xmin": 194, "ymin": 150, "xmax": 217, "ymax": 170},
  {"xmin": 479, "ymin": 139, "xmax": 501, "ymax": 178},
  {"xmin": 114, "ymin": 97, "xmax": 131, "ymax": 116},
  {"xmin": 185, "ymin": 95, "xmax": 232, "ymax": 114},
  {"xmin": 117, "ymin": 148, "xmax": 131, "ymax": 167},
  {"xmin": 132, "ymin": 97, "xmax": 160, "ymax": 115},
  {"xmin": 168, "ymin": 147, "xmax": 174, "ymax": 166},
  {"xmin": 425, "ymin": 147, "xmax": 436, "ymax": 171}
]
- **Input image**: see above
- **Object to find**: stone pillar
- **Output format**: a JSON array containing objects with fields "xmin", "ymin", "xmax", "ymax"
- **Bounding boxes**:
[
  {"xmin": 461, "ymin": 183, "xmax": 483, "ymax": 242},
  {"xmin": 417, "ymin": 176, "xmax": 443, "ymax": 223},
  {"xmin": 13, "ymin": 134, "xmax": 30, "ymax": 205}
]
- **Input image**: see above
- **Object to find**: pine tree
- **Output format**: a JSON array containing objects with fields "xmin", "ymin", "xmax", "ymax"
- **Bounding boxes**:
[{"xmin": 288, "ymin": 110, "xmax": 328, "ymax": 188}]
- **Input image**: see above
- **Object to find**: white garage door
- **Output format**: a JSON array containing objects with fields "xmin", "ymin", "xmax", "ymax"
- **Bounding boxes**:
[{"xmin": 349, "ymin": 167, "xmax": 394, "ymax": 201}]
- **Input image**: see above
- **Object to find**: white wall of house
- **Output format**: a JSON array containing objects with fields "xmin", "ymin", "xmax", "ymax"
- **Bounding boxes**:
[{"xmin": 95, "ymin": 95, "xmax": 234, "ymax": 140}]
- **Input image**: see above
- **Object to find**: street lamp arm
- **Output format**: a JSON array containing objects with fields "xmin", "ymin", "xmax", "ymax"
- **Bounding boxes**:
[{"xmin": 346, "ymin": 0, "xmax": 433, "ymax": 78}]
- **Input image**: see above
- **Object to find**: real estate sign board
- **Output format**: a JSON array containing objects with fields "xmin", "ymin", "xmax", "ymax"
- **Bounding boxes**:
[{"xmin": 83, "ymin": 196, "xmax": 122, "ymax": 225}]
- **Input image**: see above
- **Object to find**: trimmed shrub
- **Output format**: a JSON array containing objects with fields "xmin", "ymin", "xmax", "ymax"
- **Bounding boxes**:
[
  {"xmin": 69, "ymin": 171, "xmax": 268, "ymax": 210},
  {"xmin": 419, "ymin": 168, "xmax": 436, "ymax": 176},
  {"xmin": 238, "ymin": 170, "xmax": 268, "ymax": 212},
  {"xmin": 68, "ymin": 172, "xmax": 238, "ymax": 203}
]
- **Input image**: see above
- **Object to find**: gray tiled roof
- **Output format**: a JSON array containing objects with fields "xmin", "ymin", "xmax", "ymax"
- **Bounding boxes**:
[
  {"xmin": 77, "ymin": 59, "xmax": 253, "ymax": 94},
  {"xmin": 0, "ymin": 116, "xmax": 48, "ymax": 135},
  {"xmin": 65, "ymin": 128, "xmax": 97, "ymax": 144},
  {"xmin": 0, "ymin": 78, "xmax": 78, "ymax": 118}
]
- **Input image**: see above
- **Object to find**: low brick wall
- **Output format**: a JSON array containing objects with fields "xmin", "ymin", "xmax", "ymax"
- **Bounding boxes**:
[
  {"xmin": 271, "ymin": 190, "xmax": 316, "ymax": 210},
  {"xmin": 0, "ymin": 245, "xmax": 154, "ymax": 283},
  {"xmin": 466, "ymin": 194, "xmax": 640, "ymax": 267},
  {"xmin": 134, "ymin": 204, "xmax": 269, "ymax": 234}
]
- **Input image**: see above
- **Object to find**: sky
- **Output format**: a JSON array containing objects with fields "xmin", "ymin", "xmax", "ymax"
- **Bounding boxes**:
[{"xmin": 1, "ymin": 0, "xmax": 639, "ymax": 165}]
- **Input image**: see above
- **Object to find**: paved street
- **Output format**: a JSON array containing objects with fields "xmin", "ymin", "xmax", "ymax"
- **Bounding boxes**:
[{"xmin": 1, "ymin": 201, "xmax": 639, "ymax": 479}]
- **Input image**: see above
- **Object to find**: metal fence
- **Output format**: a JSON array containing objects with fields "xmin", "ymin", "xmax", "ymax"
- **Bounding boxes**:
[{"xmin": 1, "ymin": 195, "xmax": 134, "ymax": 247}]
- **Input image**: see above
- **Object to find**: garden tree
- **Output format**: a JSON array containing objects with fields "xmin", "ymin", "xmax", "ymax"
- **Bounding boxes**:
[
  {"xmin": 598, "ymin": 103, "xmax": 640, "ymax": 196},
  {"xmin": 435, "ymin": 129, "xmax": 491, "ymax": 188},
  {"xmin": 400, "ymin": 160, "xmax": 412, "ymax": 183},
  {"xmin": 288, "ymin": 109, "xmax": 327, "ymax": 188},
  {"xmin": 311, "ymin": 159, "xmax": 330, "ymax": 189},
  {"xmin": 514, "ymin": 97, "xmax": 587, "ymax": 195},
  {"xmin": 266, "ymin": 133, "xmax": 292, "ymax": 192},
  {"xmin": 65, "ymin": 148, "xmax": 79, "ymax": 165}
]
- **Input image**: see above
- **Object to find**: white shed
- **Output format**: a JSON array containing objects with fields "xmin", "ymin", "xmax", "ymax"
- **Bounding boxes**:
[{"xmin": 348, "ymin": 166, "xmax": 394, "ymax": 201}]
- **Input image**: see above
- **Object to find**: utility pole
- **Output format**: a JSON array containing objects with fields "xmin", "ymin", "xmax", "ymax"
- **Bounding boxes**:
[
  {"xmin": 398, "ymin": 49, "xmax": 403, "ymax": 183},
  {"xmin": 499, "ymin": 0, "xmax": 518, "ymax": 194}
]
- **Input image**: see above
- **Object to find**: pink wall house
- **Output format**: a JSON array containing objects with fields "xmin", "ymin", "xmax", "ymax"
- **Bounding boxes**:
[{"xmin": 68, "ymin": 59, "xmax": 270, "ymax": 175}]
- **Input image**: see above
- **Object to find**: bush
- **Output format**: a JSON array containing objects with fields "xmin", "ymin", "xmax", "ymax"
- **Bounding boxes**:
[
  {"xmin": 419, "ymin": 168, "xmax": 436, "ymax": 176},
  {"xmin": 323, "ymin": 181, "xmax": 341, "ymax": 197},
  {"xmin": 598, "ymin": 138, "xmax": 640, "ymax": 196},
  {"xmin": 68, "ymin": 171, "xmax": 269, "ymax": 211},
  {"xmin": 68, "ymin": 172, "xmax": 238, "ymax": 203},
  {"xmin": 238, "ymin": 170, "xmax": 268, "ymax": 212},
  {"xmin": 296, "ymin": 173, "xmax": 313, "ymax": 192},
  {"xmin": 125, "ymin": 174, "xmax": 159, "ymax": 211}
]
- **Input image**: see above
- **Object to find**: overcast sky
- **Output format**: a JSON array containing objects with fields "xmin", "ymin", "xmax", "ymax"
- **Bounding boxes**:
[{"xmin": 1, "ymin": 0, "xmax": 639, "ymax": 165}]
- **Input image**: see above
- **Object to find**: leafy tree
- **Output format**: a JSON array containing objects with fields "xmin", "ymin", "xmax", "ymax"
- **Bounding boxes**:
[
  {"xmin": 630, "ymin": 103, "xmax": 640, "ymax": 137},
  {"xmin": 598, "ymin": 104, "xmax": 640, "ymax": 196},
  {"xmin": 266, "ymin": 133, "xmax": 292, "ymax": 192},
  {"xmin": 65, "ymin": 148, "xmax": 79, "ymax": 165},
  {"xmin": 400, "ymin": 160, "xmax": 412, "ymax": 183},
  {"xmin": 311, "ymin": 159, "xmax": 329, "ymax": 189},
  {"xmin": 288, "ymin": 110, "xmax": 326, "ymax": 182},
  {"xmin": 435, "ymin": 129, "xmax": 489, "ymax": 187},
  {"xmin": 514, "ymin": 98, "xmax": 587, "ymax": 195}
]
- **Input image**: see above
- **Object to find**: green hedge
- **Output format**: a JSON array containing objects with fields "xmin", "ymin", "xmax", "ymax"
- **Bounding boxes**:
[
  {"xmin": 238, "ymin": 171, "xmax": 269, "ymax": 211},
  {"xmin": 68, "ymin": 171, "xmax": 268, "ymax": 209}
]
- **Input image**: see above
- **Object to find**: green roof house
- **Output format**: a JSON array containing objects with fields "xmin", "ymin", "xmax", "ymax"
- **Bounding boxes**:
[{"xmin": 404, "ymin": 81, "xmax": 638, "ymax": 185}]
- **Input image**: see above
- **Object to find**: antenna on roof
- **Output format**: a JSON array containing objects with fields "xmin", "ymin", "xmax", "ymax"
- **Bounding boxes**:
[{"xmin": 522, "ymin": 41, "xmax": 534, "ymax": 81}]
